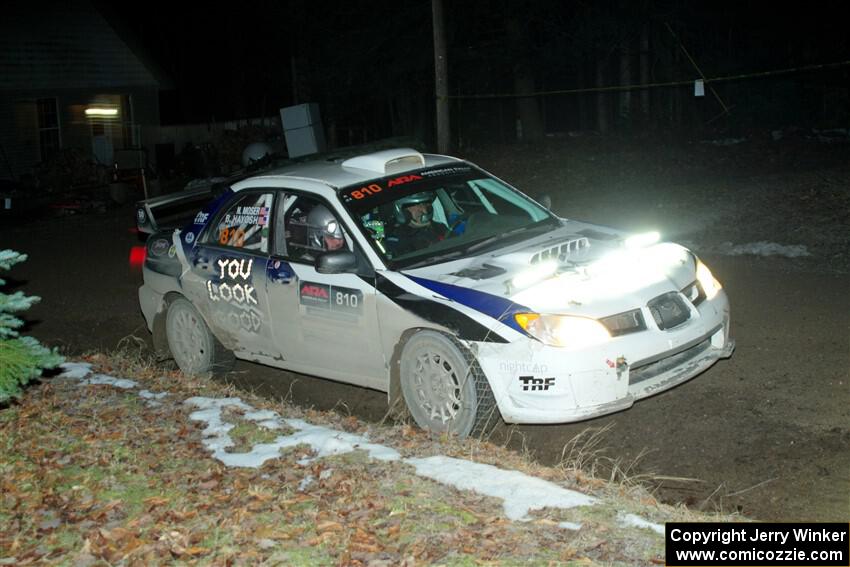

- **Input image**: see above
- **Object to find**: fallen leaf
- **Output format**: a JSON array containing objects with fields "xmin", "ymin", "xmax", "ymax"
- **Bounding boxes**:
[
  {"xmin": 316, "ymin": 520, "xmax": 343, "ymax": 533},
  {"xmin": 349, "ymin": 541, "xmax": 381, "ymax": 554},
  {"xmin": 143, "ymin": 496, "xmax": 169, "ymax": 508}
]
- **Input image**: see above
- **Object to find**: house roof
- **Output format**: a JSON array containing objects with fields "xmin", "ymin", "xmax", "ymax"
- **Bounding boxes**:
[{"xmin": 0, "ymin": 0, "xmax": 171, "ymax": 92}]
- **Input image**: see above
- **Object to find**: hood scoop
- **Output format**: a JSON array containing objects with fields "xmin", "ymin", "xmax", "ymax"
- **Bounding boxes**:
[
  {"xmin": 577, "ymin": 228, "xmax": 620, "ymax": 241},
  {"xmin": 529, "ymin": 237, "xmax": 591, "ymax": 264},
  {"xmin": 450, "ymin": 263, "xmax": 506, "ymax": 280}
]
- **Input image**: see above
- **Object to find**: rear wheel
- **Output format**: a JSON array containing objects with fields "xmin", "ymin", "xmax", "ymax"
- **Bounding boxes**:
[
  {"xmin": 399, "ymin": 331, "xmax": 498, "ymax": 438},
  {"xmin": 165, "ymin": 297, "xmax": 233, "ymax": 375}
]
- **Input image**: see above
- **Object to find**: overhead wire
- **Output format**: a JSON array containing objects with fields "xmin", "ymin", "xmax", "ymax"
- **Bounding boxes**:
[{"xmin": 442, "ymin": 59, "xmax": 850, "ymax": 100}]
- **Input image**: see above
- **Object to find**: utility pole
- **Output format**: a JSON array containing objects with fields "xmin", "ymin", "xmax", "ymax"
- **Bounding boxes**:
[{"xmin": 432, "ymin": 0, "xmax": 450, "ymax": 153}]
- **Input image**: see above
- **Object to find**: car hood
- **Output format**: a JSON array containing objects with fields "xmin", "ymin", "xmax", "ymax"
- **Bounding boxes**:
[{"xmin": 401, "ymin": 220, "xmax": 697, "ymax": 318}]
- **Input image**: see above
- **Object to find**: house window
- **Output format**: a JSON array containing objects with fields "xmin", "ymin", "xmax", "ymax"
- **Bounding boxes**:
[{"xmin": 37, "ymin": 98, "xmax": 61, "ymax": 160}]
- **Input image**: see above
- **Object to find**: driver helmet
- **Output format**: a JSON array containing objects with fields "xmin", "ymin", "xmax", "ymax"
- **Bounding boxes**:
[
  {"xmin": 394, "ymin": 191, "xmax": 433, "ymax": 225},
  {"xmin": 307, "ymin": 205, "xmax": 344, "ymax": 250}
]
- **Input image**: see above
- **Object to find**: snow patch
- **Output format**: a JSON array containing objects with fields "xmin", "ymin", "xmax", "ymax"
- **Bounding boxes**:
[
  {"xmin": 406, "ymin": 455, "xmax": 596, "ymax": 521},
  {"xmin": 280, "ymin": 418, "xmax": 401, "ymax": 464},
  {"xmin": 719, "ymin": 241, "xmax": 811, "ymax": 258},
  {"xmin": 59, "ymin": 362, "xmax": 93, "ymax": 379},
  {"xmin": 702, "ymin": 137, "xmax": 746, "ymax": 146},
  {"xmin": 81, "ymin": 374, "xmax": 138, "ymax": 389},
  {"xmin": 139, "ymin": 390, "xmax": 168, "ymax": 400},
  {"xmin": 63, "ymin": 372, "xmax": 603, "ymax": 527},
  {"xmin": 183, "ymin": 398, "xmax": 401, "ymax": 469},
  {"xmin": 619, "ymin": 512, "xmax": 665, "ymax": 535}
]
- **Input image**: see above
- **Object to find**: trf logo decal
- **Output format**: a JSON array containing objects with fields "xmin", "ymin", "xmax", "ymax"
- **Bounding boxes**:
[{"xmin": 519, "ymin": 376, "xmax": 555, "ymax": 391}]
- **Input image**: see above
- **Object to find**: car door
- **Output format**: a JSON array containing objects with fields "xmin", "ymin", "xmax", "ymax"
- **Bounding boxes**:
[
  {"xmin": 264, "ymin": 191, "xmax": 386, "ymax": 390},
  {"xmin": 180, "ymin": 190, "xmax": 281, "ymax": 360}
]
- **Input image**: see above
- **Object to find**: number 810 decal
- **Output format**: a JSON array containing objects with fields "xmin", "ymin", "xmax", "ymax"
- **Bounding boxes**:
[{"xmin": 299, "ymin": 281, "xmax": 363, "ymax": 315}]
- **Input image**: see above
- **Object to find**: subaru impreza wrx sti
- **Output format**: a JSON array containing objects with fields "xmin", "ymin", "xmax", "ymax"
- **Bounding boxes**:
[{"xmin": 138, "ymin": 148, "xmax": 734, "ymax": 437}]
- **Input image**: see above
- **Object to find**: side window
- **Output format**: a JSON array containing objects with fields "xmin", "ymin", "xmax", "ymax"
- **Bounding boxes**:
[
  {"xmin": 210, "ymin": 192, "xmax": 274, "ymax": 253},
  {"xmin": 280, "ymin": 194, "xmax": 350, "ymax": 263}
]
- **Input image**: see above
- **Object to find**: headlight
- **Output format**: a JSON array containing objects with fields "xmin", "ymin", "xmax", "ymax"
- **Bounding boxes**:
[
  {"xmin": 695, "ymin": 259, "xmax": 722, "ymax": 300},
  {"xmin": 514, "ymin": 313, "xmax": 611, "ymax": 349}
]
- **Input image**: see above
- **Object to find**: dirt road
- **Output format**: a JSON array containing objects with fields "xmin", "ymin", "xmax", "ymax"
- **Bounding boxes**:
[{"xmin": 3, "ymin": 138, "xmax": 848, "ymax": 522}]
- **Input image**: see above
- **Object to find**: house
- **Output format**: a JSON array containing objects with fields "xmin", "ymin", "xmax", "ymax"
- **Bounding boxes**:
[{"xmin": 0, "ymin": 0, "xmax": 169, "ymax": 187}]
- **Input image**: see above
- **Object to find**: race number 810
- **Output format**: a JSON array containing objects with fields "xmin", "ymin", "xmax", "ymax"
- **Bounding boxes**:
[
  {"xmin": 331, "ymin": 286, "xmax": 362, "ymax": 314},
  {"xmin": 336, "ymin": 290, "xmax": 358, "ymax": 309},
  {"xmin": 349, "ymin": 184, "xmax": 382, "ymax": 200}
]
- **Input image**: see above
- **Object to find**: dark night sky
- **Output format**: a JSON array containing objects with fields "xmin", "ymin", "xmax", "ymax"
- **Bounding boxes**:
[{"xmin": 99, "ymin": 1, "xmax": 850, "ymax": 130}]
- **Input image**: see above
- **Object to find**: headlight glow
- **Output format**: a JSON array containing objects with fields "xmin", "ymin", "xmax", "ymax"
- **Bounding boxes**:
[
  {"xmin": 625, "ymin": 230, "xmax": 660, "ymax": 249},
  {"xmin": 695, "ymin": 259, "xmax": 722, "ymax": 300},
  {"xmin": 512, "ymin": 260, "xmax": 557, "ymax": 290},
  {"xmin": 514, "ymin": 313, "xmax": 611, "ymax": 349}
]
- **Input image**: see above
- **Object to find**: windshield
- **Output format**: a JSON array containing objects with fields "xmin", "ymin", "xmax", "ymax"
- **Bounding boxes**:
[{"xmin": 340, "ymin": 164, "xmax": 557, "ymax": 268}]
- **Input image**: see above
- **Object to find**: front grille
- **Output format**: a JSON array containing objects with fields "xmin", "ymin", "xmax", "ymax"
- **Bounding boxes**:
[
  {"xmin": 629, "ymin": 338, "xmax": 712, "ymax": 385},
  {"xmin": 680, "ymin": 280, "xmax": 706, "ymax": 306},
  {"xmin": 647, "ymin": 292, "xmax": 690, "ymax": 330},
  {"xmin": 600, "ymin": 308, "xmax": 646, "ymax": 337}
]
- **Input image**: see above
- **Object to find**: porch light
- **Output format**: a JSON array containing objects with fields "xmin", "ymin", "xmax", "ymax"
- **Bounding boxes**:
[{"xmin": 85, "ymin": 107, "xmax": 119, "ymax": 116}]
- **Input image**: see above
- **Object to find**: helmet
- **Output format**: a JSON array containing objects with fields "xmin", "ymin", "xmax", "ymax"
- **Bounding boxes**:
[
  {"xmin": 241, "ymin": 142, "xmax": 273, "ymax": 168},
  {"xmin": 307, "ymin": 205, "xmax": 344, "ymax": 250},
  {"xmin": 394, "ymin": 191, "xmax": 433, "ymax": 224}
]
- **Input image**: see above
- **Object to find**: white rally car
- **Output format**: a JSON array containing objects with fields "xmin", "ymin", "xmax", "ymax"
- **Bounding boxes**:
[{"xmin": 138, "ymin": 148, "xmax": 734, "ymax": 437}]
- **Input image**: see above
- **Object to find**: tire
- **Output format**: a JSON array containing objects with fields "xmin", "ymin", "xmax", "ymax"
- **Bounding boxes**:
[
  {"xmin": 165, "ymin": 297, "xmax": 234, "ymax": 375},
  {"xmin": 399, "ymin": 331, "xmax": 498, "ymax": 438}
]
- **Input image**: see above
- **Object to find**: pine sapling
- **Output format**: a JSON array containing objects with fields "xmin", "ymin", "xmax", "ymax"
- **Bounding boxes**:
[{"xmin": 0, "ymin": 250, "xmax": 64, "ymax": 403}]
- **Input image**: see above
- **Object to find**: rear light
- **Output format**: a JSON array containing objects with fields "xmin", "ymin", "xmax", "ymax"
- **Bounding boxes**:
[{"xmin": 129, "ymin": 246, "xmax": 146, "ymax": 267}]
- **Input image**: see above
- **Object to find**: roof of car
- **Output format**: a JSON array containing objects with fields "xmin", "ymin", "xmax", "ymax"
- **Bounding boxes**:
[{"xmin": 232, "ymin": 148, "xmax": 462, "ymax": 191}]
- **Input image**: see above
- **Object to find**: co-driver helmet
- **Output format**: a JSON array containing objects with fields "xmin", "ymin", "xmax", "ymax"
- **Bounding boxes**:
[{"xmin": 307, "ymin": 205, "xmax": 344, "ymax": 250}]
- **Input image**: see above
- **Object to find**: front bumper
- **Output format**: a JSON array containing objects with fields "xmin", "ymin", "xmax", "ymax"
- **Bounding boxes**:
[{"xmin": 475, "ymin": 291, "xmax": 734, "ymax": 424}]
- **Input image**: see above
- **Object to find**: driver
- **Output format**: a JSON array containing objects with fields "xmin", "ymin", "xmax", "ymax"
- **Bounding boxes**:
[
  {"xmin": 386, "ymin": 192, "xmax": 445, "ymax": 256},
  {"xmin": 307, "ymin": 205, "xmax": 346, "ymax": 252}
]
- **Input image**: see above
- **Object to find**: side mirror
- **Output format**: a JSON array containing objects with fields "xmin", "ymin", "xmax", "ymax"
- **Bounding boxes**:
[
  {"xmin": 538, "ymin": 193, "xmax": 552, "ymax": 210},
  {"xmin": 315, "ymin": 250, "xmax": 358, "ymax": 274}
]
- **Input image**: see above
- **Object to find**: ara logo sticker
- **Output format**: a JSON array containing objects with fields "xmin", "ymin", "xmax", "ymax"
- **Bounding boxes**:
[
  {"xmin": 300, "ymin": 283, "xmax": 331, "ymax": 307},
  {"xmin": 299, "ymin": 282, "xmax": 362, "ymax": 314},
  {"xmin": 519, "ymin": 376, "xmax": 555, "ymax": 392},
  {"xmin": 387, "ymin": 174, "xmax": 422, "ymax": 187},
  {"xmin": 185, "ymin": 232, "xmax": 195, "ymax": 244}
]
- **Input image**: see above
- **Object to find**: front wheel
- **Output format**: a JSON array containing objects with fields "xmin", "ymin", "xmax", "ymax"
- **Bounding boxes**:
[
  {"xmin": 399, "ymin": 331, "xmax": 498, "ymax": 438},
  {"xmin": 165, "ymin": 297, "xmax": 234, "ymax": 375}
]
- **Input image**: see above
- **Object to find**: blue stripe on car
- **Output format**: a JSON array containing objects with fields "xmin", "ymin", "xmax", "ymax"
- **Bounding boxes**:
[
  {"xmin": 404, "ymin": 275, "xmax": 530, "ymax": 334},
  {"xmin": 376, "ymin": 275, "xmax": 508, "ymax": 343}
]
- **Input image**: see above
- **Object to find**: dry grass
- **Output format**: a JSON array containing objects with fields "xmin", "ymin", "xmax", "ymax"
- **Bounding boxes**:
[{"xmin": 1, "ymin": 349, "xmax": 749, "ymax": 565}]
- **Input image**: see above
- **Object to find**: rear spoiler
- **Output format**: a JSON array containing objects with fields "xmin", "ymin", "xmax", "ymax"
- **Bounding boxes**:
[
  {"xmin": 134, "ymin": 185, "xmax": 216, "ymax": 234},
  {"xmin": 135, "ymin": 168, "xmax": 267, "ymax": 234}
]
